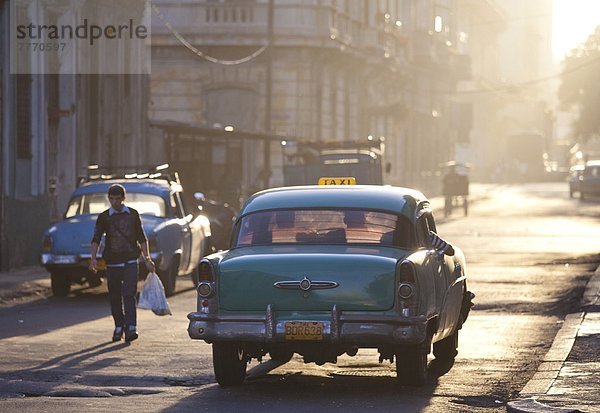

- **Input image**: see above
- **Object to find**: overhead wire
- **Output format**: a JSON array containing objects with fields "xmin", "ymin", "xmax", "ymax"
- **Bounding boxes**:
[
  {"xmin": 407, "ymin": 52, "xmax": 600, "ymax": 96},
  {"xmin": 151, "ymin": 4, "xmax": 268, "ymax": 65},
  {"xmin": 150, "ymin": 3, "xmax": 598, "ymax": 92}
]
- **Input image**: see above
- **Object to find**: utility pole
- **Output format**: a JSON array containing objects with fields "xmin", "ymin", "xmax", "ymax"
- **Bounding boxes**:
[
  {"xmin": 0, "ymin": 0, "xmax": 6, "ymax": 271},
  {"xmin": 263, "ymin": 0, "xmax": 274, "ymax": 189}
]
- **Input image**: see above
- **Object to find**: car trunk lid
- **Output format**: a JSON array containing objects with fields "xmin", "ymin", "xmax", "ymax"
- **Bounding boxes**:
[{"xmin": 218, "ymin": 246, "xmax": 407, "ymax": 311}]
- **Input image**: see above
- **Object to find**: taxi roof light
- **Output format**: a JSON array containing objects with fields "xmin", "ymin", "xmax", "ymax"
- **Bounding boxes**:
[{"xmin": 317, "ymin": 177, "xmax": 356, "ymax": 186}]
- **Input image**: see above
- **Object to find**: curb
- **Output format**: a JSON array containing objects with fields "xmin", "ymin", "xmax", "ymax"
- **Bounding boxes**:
[
  {"xmin": 506, "ymin": 264, "xmax": 600, "ymax": 413},
  {"xmin": 506, "ymin": 398, "xmax": 583, "ymax": 413}
]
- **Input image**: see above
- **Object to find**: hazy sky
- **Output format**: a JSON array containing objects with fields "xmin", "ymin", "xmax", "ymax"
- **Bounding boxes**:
[{"xmin": 552, "ymin": 0, "xmax": 600, "ymax": 60}]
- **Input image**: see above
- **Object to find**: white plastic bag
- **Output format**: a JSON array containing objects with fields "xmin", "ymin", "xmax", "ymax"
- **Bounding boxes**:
[{"xmin": 138, "ymin": 272, "xmax": 172, "ymax": 316}]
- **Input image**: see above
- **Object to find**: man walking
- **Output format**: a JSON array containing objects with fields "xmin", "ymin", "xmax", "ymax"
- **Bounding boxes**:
[{"xmin": 89, "ymin": 184, "xmax": 155, "ymax": 342}]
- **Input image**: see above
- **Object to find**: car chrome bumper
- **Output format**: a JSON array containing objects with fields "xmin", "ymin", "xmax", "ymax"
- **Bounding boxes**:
[
  {"xmin": 187, "ymin": 305, "xmax": 428, "ymax": 345},
  {"xmin": 41, "ymin": 252, "xmax": 162, "ymax": 267},
  {"xmin": 41, "ymin": 253, "xmax": 83, "ymax": 266}
]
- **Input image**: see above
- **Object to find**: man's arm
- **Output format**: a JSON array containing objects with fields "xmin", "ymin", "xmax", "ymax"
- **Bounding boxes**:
[
  {"xmin": 89, "ymin": 213, "xmax": 105, "ymax": 273},
  {"xmin": 134, "ymin": 211, "xmax": 155, "ymax": 273},
  {"xmin": 139, "ymin": 241, "xmax": 155, "ymax": 273},
  {"xmin": 89, "ymin": 242, "xmax": 100, "ymax": 273},
  {"xmin": 429, "ymin": 231, "xmax": 455, "ymax": 256}
]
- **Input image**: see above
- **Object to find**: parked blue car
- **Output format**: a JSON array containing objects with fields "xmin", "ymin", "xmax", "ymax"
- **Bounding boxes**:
[{"xmin": 41, "ymin": 173, "xmax": 211, "ymax": 297}]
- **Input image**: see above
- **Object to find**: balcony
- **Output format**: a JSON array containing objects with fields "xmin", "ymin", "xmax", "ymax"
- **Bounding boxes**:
[
  {"xmin": 151, "ymin": 1, "xmax": 335, "ymax": 47},
  {"xmin": 151, "ymin": 1, "xmax": 407, "ymax": 61}
]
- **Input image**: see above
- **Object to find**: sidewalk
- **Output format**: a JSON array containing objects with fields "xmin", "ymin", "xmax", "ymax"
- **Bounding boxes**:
[
  {"xmin": 0, "ymin": 266, "xmax": 50, "ymax": 303},
  {"xmin": 508, "ymin": 265, "xmax": 600, "ymax": 413}
]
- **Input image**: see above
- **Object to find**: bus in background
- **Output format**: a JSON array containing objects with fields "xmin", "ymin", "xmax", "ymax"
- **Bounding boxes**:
[
  {"xmin": 505, "ymin": 132, "xmax": 547, "ymax": 182},
  {"xmin": 283, "ymin": 138, "xmax": 385, "ymax": 186}
]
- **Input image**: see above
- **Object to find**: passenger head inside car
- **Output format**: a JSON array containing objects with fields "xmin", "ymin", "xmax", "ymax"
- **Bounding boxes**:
[
  {"xmin": 343, "ymin": 210, "xmax": 366, "ymax": 228},
  {"xmin": 247, "ymin": 213, "xmax": 272, "ymax": 244},
  {"xmin": 275, "ymin": 210, "xmax": 295, "ymax": 229}
]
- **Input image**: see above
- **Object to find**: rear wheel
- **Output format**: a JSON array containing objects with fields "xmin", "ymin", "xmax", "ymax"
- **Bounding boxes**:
[
  {"xmin": 50, "ymin": 272, "xmax": 70, "ymax": 297},
  {"xmin": 213, "ymin": 342, "xmax": 248, "ymax": 386},
  {"xmin": 433, "ymin": 329, "xmax": 458, "ymax": 361},
  {"xmin": 87, "ymin": 273, "xmax": 102, "ymax": 288},
  {"xmin": 159, "ymin": 259, "xmax": 177, "ymax": 297},
  {"xmin": 396, "ymin": 345, "xmax": 428, "ymax": 386}
]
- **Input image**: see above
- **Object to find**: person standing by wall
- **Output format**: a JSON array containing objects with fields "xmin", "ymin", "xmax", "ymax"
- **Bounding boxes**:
[{"xmin": 89, "ymin": 184, "xmax": 155, "ymax": 342}]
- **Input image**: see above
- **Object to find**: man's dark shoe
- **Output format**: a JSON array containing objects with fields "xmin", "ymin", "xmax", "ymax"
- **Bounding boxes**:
[
  {"xmin": 125, "ymin": 327, "xmax": 138, "ymax": 342},
  {"xmin": 112, "ymin": 326, "xmax": 124, "ymax": 342}
]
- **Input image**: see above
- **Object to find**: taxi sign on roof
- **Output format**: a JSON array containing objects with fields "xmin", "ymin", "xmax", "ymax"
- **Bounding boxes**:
[{"xmin": 318, "ymin": 177, "xmax": 356, "ymax": 186}]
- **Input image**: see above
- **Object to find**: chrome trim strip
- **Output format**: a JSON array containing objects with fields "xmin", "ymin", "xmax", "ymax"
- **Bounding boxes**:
[
  {"xmin": 451, "ymin": 275, "xmax": 467, "ymax": 288},
  {"xmin": 331, "ymin": 304, "xmax": 341, "ymax": 342},
  {"xmin": 274, "ymin": 277, "xmax": 339, "ymax": 290},
  {"xmin": 265, "ymin": 304, "xmax": 274, "ymax": 340}
]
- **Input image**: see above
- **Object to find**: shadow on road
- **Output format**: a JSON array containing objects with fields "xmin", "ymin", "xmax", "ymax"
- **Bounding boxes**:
[
  {"xmin": 2, "ymin": 341, "xmax": 128, "ymax": 388},
  {"xmin": 158, "ymin": 357, "xmax": 459, "ymax": 413},
  {"xmin": 25, "ymin": 341, "xmax": 128, "ymax": 372},
  {"xmin": 0, "ymin": 274, "xmax": 196, "ymax": 340},
  {"xmin": 0, "ymin": 290, "xmax": 110, "ymax": 340}
]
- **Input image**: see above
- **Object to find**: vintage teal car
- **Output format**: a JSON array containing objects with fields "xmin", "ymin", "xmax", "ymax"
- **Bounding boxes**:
[{"xmin": 188, "ymin": 185, "xmax": 473, "ymax": 386}]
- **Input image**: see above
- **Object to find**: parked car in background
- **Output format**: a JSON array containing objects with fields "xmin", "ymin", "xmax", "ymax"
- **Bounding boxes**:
[
  {"xmin": 194, "ymin": 192, "xmax": 236, "ymax": 252},
  {"xmin": 579, "ymin": 160, "xmax": 600, "ymax": 200},
  {"xmin": 188, "ymin": 183, "xmax": 474, "ymax": 387},
  {"xmin": 41, "ymin": 166, "xmax": 211, "ymax": 297},
  {"xmin": 567, "ymin": 164, "xmax": 585, "ymax": 198}
]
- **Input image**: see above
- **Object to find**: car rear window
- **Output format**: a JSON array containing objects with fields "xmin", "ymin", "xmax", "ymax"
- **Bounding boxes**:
[
  {"xmin": 234, "ymin": 209, "xmax": 413, "ymax": 248},
  {"xmin": 65, "ymin": 193, "xmax": 167, "ymax": 218}
]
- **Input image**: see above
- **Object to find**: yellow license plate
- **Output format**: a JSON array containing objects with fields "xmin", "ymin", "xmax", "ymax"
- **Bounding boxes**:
[
  {"xmin": 318, "ymin": 177, "xmax": 356, "ymax": 185},
  {"xmin": 285, "ymin": 322, "xmax": 324, "ymax": 341}
]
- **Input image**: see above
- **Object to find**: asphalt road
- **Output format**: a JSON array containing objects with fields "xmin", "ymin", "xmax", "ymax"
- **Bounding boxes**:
[{"xmin": 0, "ymin": 182, "xmax": 598, "ymax": 412}]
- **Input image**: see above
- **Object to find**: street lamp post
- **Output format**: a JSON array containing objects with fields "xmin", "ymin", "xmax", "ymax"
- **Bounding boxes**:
[{"xmin": 263, "ymin": 0, "xmax": 274, "ymax": 189}]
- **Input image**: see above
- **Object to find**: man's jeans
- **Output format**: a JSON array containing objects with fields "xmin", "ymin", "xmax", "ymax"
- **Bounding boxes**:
[{"xmin": 106, "ymin": 263, "xmax": 138, "ymax": 328}]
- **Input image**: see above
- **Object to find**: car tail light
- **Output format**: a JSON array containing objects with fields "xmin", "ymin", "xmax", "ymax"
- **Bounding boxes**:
[
  {"xmin": 42, "ymin": 235, "xmax": 52, "ymax": 252},
  {"xmin": 398, "ymin": 283, "xmax": 414, "ymax": 299},
  {"xmin": 197, "ymin": 282, "xmax": 213, "ymax": 298},
  {"xmin": 198, "ymin": 260, "xmax": 214, "ymax": 282},
  {"xmin": 397, "ymin": 260, "xmax": 417, "ymax": 316},
  {"xmin": 398, "ymin": 260, "xmax": 416, "ymax": 283}
]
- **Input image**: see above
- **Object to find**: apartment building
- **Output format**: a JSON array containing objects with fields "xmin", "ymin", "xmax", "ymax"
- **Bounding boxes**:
[
  {"xmin": 0, "ymin": 0, "xmax": 149, "ymax": 268},
  {"xmin": 149, "ymin": 0, "xmax": 472, "ymax": 202}
]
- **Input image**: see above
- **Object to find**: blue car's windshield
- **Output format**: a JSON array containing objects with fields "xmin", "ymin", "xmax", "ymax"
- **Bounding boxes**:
[
  {"xmin": 234, "ymin": 209, "xmax": 413, "ymax": 248},
  {"xmin": 65, "ymin": 193, "xmax": 167, "ymax": 218}
]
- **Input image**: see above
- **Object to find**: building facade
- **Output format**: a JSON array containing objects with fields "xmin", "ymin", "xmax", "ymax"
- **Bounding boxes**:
[
  {"xmin": 461, "ymin": 0, "xmax": 554, "ymax": 180},
  {"xmin": 149, "ymin": 0, "xmax": 473, "ymax": 202},
  {"xmin": 0, "ymin": 0, "xmax": 149, "ymax": 269}
]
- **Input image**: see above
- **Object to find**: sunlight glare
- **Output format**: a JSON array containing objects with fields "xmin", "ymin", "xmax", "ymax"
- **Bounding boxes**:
[{"xmin": 552, "ymin": 0, "xmax": 600, "ymax": 60}]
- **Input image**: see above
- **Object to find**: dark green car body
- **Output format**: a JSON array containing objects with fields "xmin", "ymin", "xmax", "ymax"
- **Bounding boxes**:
[{"xmin": 188, "ymin": 185, "xmax": 472, "ymax": 386}]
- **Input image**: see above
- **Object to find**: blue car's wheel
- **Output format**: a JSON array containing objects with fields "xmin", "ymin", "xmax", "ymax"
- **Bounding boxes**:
[
  {"xmin": 159, "ymin": 259, "xmax": 177, "ymax": 297},
  {"xmin": 51, "ymin": 271, "xmax": 70, "ymax": 297}
]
